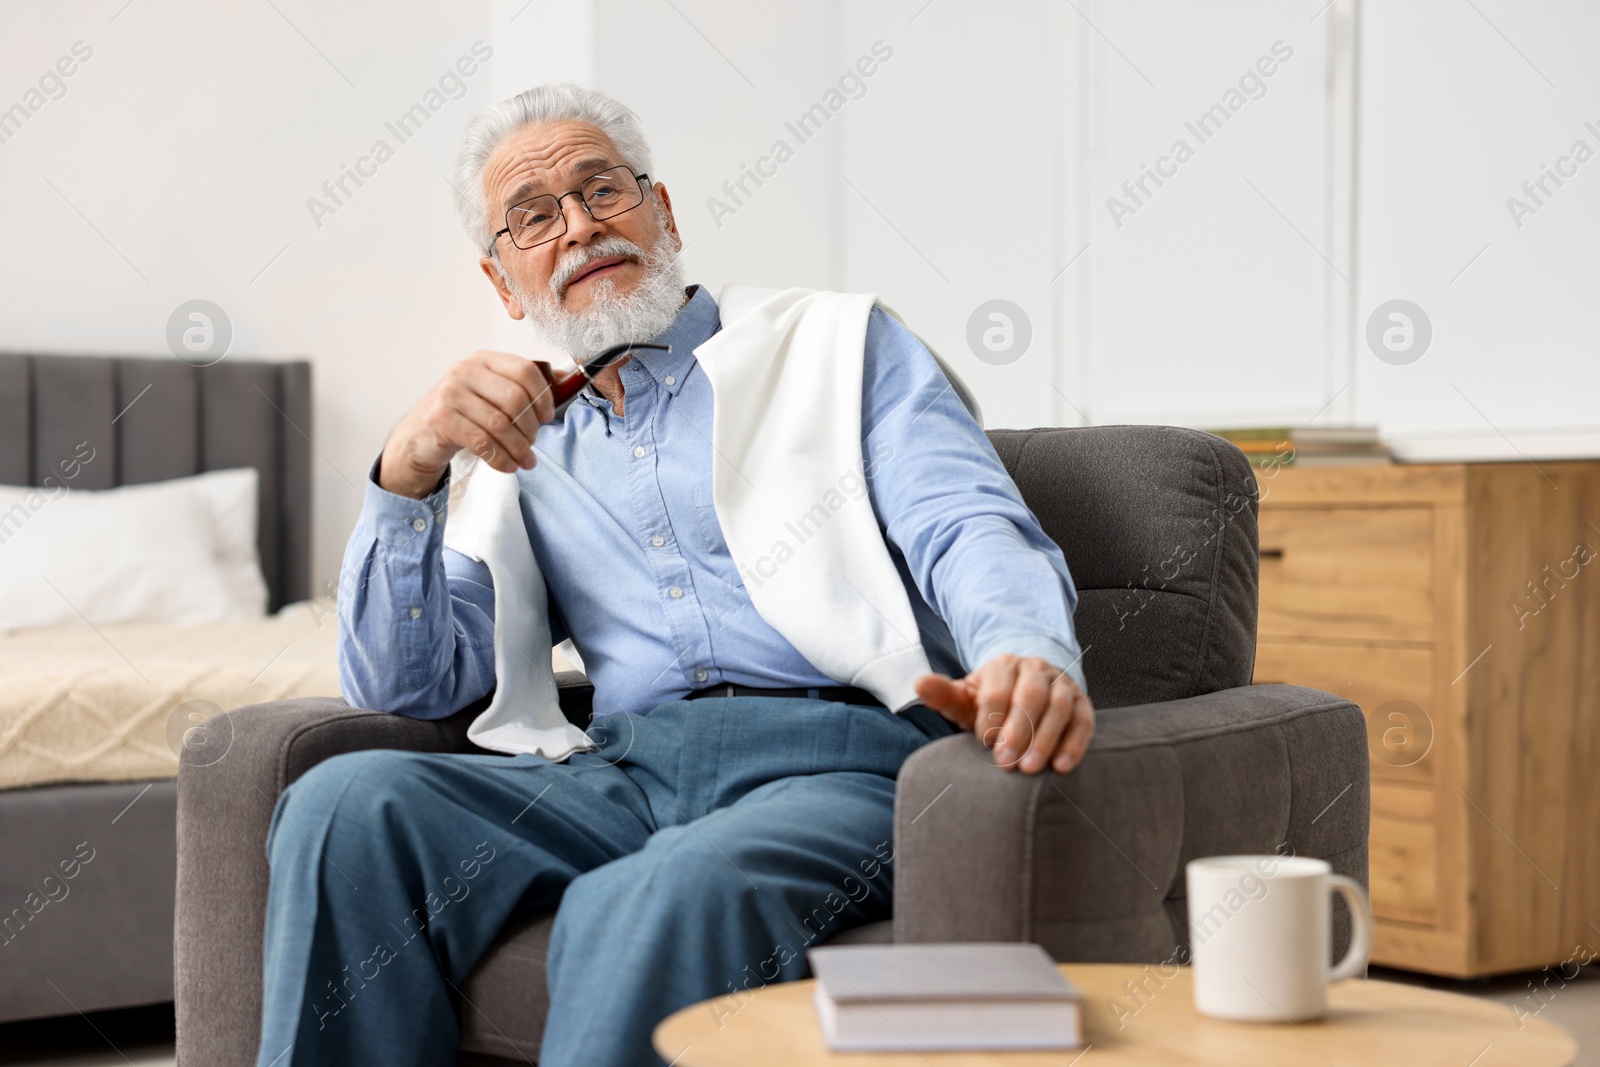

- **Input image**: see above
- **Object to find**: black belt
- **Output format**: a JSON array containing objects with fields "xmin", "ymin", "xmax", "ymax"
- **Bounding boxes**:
[{"xmin": 685, "ymin": 683, "xmax": 885, "ymax": 708}]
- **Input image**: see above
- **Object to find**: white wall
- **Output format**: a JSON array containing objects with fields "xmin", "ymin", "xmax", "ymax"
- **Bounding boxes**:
[
  {"xmin": 1075, "ymin": 0, "xmax": 1600, "ymax": 446},
  {"xmin": 828, "ymin": 0, "xmax": 1600, "ymax": 448},
  {"xmin": 4, "ymin": 0, "xmax": 1596, "ymax": 597},
  {"xmin": 1354, "ymin": 0, "xmax": 1600, "ymax": 443},
  {"xmin": 1086, "ymin": 0, "xmax": 1341, "ymax": 428},
  {"xmin": 0, "ymin": 0, "xmax": 591, "ymax": 592},
  {"xmin": 841, "ymin": 0, "xmax": 1079, "ymax": 429},
  {"xmin": 589, "ymin": 0, "xmax": 845, "ymax": 294}
]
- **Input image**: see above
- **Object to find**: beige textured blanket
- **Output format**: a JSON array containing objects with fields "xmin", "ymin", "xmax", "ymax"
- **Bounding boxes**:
[{"xmin": 0, "ymin": 603, "xmax": 343, "ymax": 790}]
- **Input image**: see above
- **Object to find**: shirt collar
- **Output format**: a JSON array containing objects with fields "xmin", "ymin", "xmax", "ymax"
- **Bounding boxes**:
[{"xmin": 607, "ymin": 283, "xmax": 719, "ymax": 399}]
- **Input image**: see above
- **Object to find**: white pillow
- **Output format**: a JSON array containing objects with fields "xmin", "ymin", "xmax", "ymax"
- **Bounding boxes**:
[{"xmin": 0, "ymin": 468, "xmax": 269, "ymax": 633}]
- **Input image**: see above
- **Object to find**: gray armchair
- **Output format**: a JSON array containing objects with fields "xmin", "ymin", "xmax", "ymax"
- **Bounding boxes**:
[{"xmin": 174, "ymin": 426, "xmax": 1368, "ymax": 1065}]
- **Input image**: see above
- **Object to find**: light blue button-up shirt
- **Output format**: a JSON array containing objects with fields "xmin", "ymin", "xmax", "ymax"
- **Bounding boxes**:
[{"xmin": 338, "ymin": 285, "xmax": 1084, "ymax": 721}]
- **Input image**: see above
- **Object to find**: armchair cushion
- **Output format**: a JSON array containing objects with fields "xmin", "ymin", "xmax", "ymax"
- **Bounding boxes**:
[{"xmin": 988, "ymin": 427, "xmax": 1260, "ymax": 709}]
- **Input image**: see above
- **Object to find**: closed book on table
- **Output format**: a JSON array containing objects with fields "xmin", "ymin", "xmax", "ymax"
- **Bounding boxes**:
[{"xmin": 806, "ymin": 942, "xmax": 1083, "ymax": 1051}]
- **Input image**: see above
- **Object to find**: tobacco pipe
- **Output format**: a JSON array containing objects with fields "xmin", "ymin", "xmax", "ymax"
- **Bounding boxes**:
[{"xmin": 548, "ymin": 341, "xmax": 671, "ymax": 418}]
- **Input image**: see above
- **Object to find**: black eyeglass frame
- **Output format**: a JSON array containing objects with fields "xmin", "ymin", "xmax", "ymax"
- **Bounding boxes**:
[{"xmin": 490, "ymin": 166, "xmax": 652, "ymax": 251}]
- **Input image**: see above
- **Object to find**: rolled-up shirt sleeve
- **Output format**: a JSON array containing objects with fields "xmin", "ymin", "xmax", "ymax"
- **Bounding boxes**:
[
  {"xmin": 335, "ymin": 459, "xmax": 500, "ymax": 719},
  {"xmin": 860, "ymin": 308, "xmax": 1087, "ymax": 690}
]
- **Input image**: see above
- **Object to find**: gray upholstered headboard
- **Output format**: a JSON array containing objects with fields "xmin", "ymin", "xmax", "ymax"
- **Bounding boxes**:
[{"xmin": 0, "ymin": 353, "xmax": 312, "ymax": 611}]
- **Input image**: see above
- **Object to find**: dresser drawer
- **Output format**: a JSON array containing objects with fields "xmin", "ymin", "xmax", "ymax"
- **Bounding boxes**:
[
  {"xmin": 1257, "ymin": 507, "xmax": 1435, "ymax": 643},
  {"xmin": 1369, "ymin": 782, "xmax": 1439, "ymax": 926},
  {"xmin": 1253, "ymin": 640, "xmax": 1435, "ymax": 782}
]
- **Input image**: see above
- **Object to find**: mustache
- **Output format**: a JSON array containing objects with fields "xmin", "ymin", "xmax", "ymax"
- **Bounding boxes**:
[{"xmin": 549, "ymin": 237, "xmax": 647, "ymax": 297}]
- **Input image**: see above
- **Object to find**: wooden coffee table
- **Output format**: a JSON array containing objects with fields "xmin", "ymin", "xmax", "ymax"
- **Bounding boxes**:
[{"xmin": 654, "ymin": 963, "xmax": 1576, "ymax": 1066}]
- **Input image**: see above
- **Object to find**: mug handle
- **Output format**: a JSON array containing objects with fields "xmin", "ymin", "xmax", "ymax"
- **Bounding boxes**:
[{"xmin": 1326, "ymin": 874, "xmax": 1374, "ymax": 982}]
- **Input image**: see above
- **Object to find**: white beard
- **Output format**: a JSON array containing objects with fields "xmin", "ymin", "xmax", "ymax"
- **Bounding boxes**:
[{"xmin": 506, "ymin": 213, "xmax": 687, "ymax": 363}]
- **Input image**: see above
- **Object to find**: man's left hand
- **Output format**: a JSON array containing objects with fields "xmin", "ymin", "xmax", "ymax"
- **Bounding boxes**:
[{"xmin": 913, "ymin": 654, "xmax": 1095, "ymax": 774}]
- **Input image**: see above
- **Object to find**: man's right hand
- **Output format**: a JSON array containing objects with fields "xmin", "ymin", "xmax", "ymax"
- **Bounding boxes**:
[{"xmin": 378, "ymin": 350, "xmax": 557, "ymax": 499}]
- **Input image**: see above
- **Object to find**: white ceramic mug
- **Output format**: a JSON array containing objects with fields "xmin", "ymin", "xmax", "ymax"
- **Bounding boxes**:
[{"xmin": 1186, "ymin": 854, "xmax": 1374, "ymax": 1022}]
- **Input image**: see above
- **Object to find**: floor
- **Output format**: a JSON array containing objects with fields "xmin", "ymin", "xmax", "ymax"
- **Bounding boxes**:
[{"xmin": 1, "ymin": 965, "xmax": 1596, "ymax": 1065}]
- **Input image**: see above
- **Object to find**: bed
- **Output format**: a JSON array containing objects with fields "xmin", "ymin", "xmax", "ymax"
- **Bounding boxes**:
[{"xmin": 0, "ymin": 352, "xmax": 314, "ymax": 1024}]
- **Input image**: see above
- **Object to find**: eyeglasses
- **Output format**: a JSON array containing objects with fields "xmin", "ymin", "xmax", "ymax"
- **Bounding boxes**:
[{"xmin": 492, "ymin": 165, "xmax": 651, "ymax": 250}]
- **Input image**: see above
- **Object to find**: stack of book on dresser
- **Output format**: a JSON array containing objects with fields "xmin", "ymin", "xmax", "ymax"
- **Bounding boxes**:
[
  {"xmin": 1208, "ymin": 425, "xmax": 1392, "ymax": 467},
  {"xmin": 806, "ymin": 942, "xmax": 1083, "ymax": 1052}
]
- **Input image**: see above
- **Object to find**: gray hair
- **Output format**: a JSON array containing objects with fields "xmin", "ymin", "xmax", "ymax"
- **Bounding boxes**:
[{"xmin": 453, "ymin": 82, "xmax": 654, "ymax": 253}]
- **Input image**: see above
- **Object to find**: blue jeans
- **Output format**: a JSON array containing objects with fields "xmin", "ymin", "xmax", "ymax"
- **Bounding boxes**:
[{"xmin": 255, "ymin": 697, "xmax": 955, "ymax": 1066}]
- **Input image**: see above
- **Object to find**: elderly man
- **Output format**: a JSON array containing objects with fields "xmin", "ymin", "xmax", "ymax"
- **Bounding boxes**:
[{"xmin": 257, "ymin": 83, "xmax": 1092, "ymax": 1067}]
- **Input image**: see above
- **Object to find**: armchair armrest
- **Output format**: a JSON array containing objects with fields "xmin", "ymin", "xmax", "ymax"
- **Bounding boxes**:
[
  {"xmin": 174, "ymin": 671, "xmax": 594, "ymax": 1067},
  {"xmin": 891, "ymin": 684, "xmax": 1369, "ymax": 964}
]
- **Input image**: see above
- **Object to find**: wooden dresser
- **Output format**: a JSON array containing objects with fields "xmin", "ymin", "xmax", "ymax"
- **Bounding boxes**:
[{"xmin": 1250, "ymin": 461, "xmax": 1600, "ymax": 977}]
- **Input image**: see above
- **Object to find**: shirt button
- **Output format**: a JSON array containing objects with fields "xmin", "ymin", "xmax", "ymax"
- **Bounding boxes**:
[
  {"xmin": 411, "ymin": 517, "xmax": 427, "ymax": 532},
  {"xmin": 650, "ymin": 535, "xmax": 666, "ymax": 548},
  {"xmin": 408, "ymin": 606, "xmax": 422, "ymax": 619},
  {"xmin": 694, "ymin": 667, "xmax": 709, "ymax": 682},
  {"xmin": 664, "ymin": 375, "xmax": 676, "ymax": 386},
  {"xmin": 668, "ymin": 586, "xmax": 684, "ymax": 599},
  {"xmin": 632, "ymin": 445, "xmax": 646, "ymax": 459}
]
